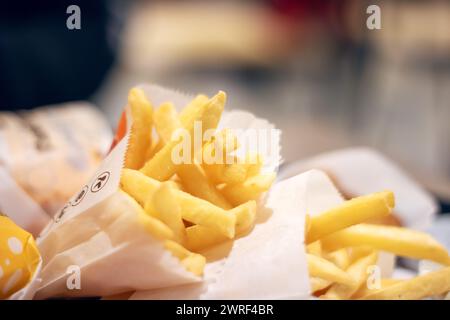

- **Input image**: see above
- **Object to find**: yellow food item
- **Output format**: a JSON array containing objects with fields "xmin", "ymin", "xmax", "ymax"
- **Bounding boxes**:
[
  {"xmin": 150, "ymin": 183, "xmax": 186, "ymax": 244},
  {"xmin": 306, "ymin": 254, "xmax": 355, "ymax": 287},
  {"xmin": 164, "ymin": 240, "xmax": 206, "ymax": 276},
  {"xmin": 306, "ymin": 191, "xmax": 394, "ymax": 243},
  {"xmin": 125, "ymin": 88, "xmax": 153, "ymax": 169},
  {"xmin": 359, "ymin": 267, "xmax": 450, "ymax": 300},
  {"xmin": 321, "ymin": 224, "xmax": 450, "ymax": 265},
  {"xmin": 0, "ymin": 215, "xmax": 41, "ymax": 299},
  {"xmin": 222, "ymin": 172, "xmax": 276, "ymax": 206},
  {"xmin": 322, "ymin": 250, "xmax": 378, "ymax": 300},
  {"xmin": 140, "ymin": 91, "xmax": 226, "ymax": 181}
]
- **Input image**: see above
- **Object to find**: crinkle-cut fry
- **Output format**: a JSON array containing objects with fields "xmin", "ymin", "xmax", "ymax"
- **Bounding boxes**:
[
  {"xmin": 306, "ymin": 241, "xmax": 322, "ymax": 257},
  {"xmin": 321, "ymin": 250, "xmax": 378, "ymax": 300},
  {"xmin": 125, "ymin": 88, "xmax": 153, "ymax": 169},
  {"xmin": 150, "ymin": 182, "xmax": 186, "ymax": 244},
  {"xmin": 179, "ymin": 94, "xmax": 209, "ymax": 128},
  {"xmin": 310, "ymin": 277, "xmax": 332, "ymax": 294},
  {"xmin": 306, "ymin": 191, "xmax": 395, "ymax": 243},
  {"xmin": 177, "ymin": 163, "xmax": 232, "ymax": 210},
  {"xmin": 164, "ymin": 240, "xmax": 206, "ymax": 276},
  {"xmin": 121, "ymin": 169, "xmax": 235, "ymax": 238},
  {"xmin": 325, "ymin": 248, "xmax": 351, "ymax": 271},
  {"xmin": 321, "ymin": 224, "xmax": 450, "ymax": 266},
  {"xmin": 221, "ymin": 172, "xmax": 276, "ymax": 206},
  {"xmin": 154, "ymin": 102, "xmax": 181, "ymax": 143},
  {"xmin": 352, "ymin": 279, "xmax": 404, "ymax": 299},
  {"xmin": 140, "ymin": 91, "xmax": 226, "ymax": 181},
  {"xmin": 186, "ymin": 201, "xmax": 257, "ymax": 251},
  {"xmin": 307, "ymin": 254, "xmax": 355, "ymax": 287},
  {"xmin": 359, "ymin": 267, "xmax": 450, "ymax": 300}
]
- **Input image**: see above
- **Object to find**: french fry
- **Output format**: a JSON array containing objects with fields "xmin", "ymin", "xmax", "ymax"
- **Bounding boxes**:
[
  {"xmin": 150, "ymin": 183, "xmax": 186, "ymax": 244},
  {"xmin": 121, "ymin": 168, "xmax": 159, "ymax": 207},
  {"xmin": 140, "ymin": 91, "xmax": 226, "ymax": 181},
  {"xmin": 321, "ymin": 250, "xmax": 378, "ymax": 300},
  {"xmin": 306, "ymin": 191, "xmax": 394, "ymax": 243},
  {"xmin": 151, "ymin": 99, "xmax": 232, "ymax": 209},
  {"xmin": 179, "ymin": 94, "xmax": 209, "ymax": 128},
  {"xmin": 321, "ymin": 224, "xmax": 450, "ymax": 265},
  {"xmin": 120, "ymin": 191, "xmax": 174, "ymax": 241},
  {"xmin": 202, "ymin": 128, "xmax": 239, "ymax": 165},
  {"xmin": 306, "ymin": 241, "xmax": 322, "ymax": 257},
  {"xmin": 209, "ymin": 158, "xmax": 249, "ymax": 185},
  {"xmin": 186, "ymin": 225, "xmax": 228, "ymax": 252},
  {"xmin": 173, "ymin": 189, "xmax": 236, "ymax": 239},
  {"xmin": 177, "ymin": 163, "xmax": 232, "ymax": 210},
  {"xmin": 221, "ymin": 172, "xmax": 276, "ymax": 206},
  {"xmin": 164, "ymin": 240, "xmax": 206, "ymax": 276},
  {"xmin": 186, "ymin": 201, "xmax": 257, "ymax": 251},
  {"xmin": 325, "ymin": 248, "xmax": 350, "ymax": 271},
  {"xmin": 231, "ymin": 200, "xmax": 257, "ymax": 234},
  {"xmin": 310, "ymin": 277, "xmax": 332, "ymax": 293},
  {"xmin": 125, "ymin": 88, "xmax": 153, "ymax": 169},
  {"xmin": 153, "ymin": 102, "xmax": 181, "ymax": 143},
  {"xmin": 307, "ymin": 254, "xmax": 355, "ymax": 287},
  {"xmin": 352, "ymin": 279, "xmax": 404, "ymax": 299},
  {"xmin": 245, "ymin": 153, "xmax": 263, "ymax": 177},
  {"xmin": 359, "ymin": 267, "xmax": 450, "ymax": 300},
  {"xmin": 122, "ymin": 169, "xmax": 235, "ymax": 238}
]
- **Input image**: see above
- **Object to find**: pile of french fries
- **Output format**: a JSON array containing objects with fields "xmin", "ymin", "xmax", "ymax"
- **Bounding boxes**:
[
  {"xmin": 305, "ymin": 191, "xmax": 450, "ymax": 299},
  {"xmin": 119, "ymin": 88, "xmax": 275, "ymax": 276}
]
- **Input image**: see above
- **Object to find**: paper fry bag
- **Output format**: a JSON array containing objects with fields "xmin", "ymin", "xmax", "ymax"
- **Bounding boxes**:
[{"xmin": 34, "ymin": 84, "xmax": 281, "ymax": 299}]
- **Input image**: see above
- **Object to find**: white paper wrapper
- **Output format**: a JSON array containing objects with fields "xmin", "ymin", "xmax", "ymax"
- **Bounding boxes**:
[
  {"xmin": 34, "ymin": 84, "xmax": 282, "ymax": 299},
  {"xmin": 0, "ymin": 167, "xmax": 49, "ymax": 237},
  {"xmin": 279, "ymin": 147, "xmax": 437, "ymax": 230}
]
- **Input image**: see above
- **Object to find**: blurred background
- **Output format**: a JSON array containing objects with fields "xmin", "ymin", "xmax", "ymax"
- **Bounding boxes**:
[{"xmin": 1, "ymin": 0, "xmax": 449, "ymax": 210}]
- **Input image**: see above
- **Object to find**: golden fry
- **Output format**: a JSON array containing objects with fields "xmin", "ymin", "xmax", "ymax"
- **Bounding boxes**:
[
  {"xmin": 307, "ymin": 253, "xmax": 355, "ymax": 287},
  {"xmin": 321, "ymin": 224, "xmax": 450, "ymax": 265},
  {"xmin": 151, "ymin": 183, "xmax": 186, "ymax": 244},
  {"xmin": 221, "ymin": 172, "xmax": 276, "ymax": 206},
  {"xmin": 125, "ymin": 88, "xmax": 153, "ymax": 169},
  {"xmin": 121, "ymin": 168, "xmax": 159, "ymax": 207},
  {"xmin": 164, "ymin": 240, "xmax": 206, "ymax": 276},
  {"xmin": 140, "ymin": 91, "xmax": 226, "ymax": 181},
  {"xmin": 177, "ymin": 163, "xmax": 232, "ymax": 210},
  {"xmin": 310, "ymin": 277, "xmax": 331, "ymax": 293},
  {"xmin": 186, "ymin": 201, "xmax": 257, "ymax": 251},
  {"xmin": 325, "ymin": 248, "xmax": 350, "ymax": 271},
  {"xmin": 321, "ymin": 250, "xmax": 378, "ymax": 300},
  {"xmin": 359, "ymin": 267, "xmax": 450, "ymax": 300},
  {"xmin": 352, "ymin": 279, "xmax": 404, "ymax": 299},
  {"xmin": 306, "ymin": 191, "xmax": 394, "ymax": 243},
  {"xmin": 153, "ymin": 102, "xmax": 181, "ymax": 143},
  {"xmin": 306, "ymin": 241, "xmax": 322, "ymax": 257}
]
